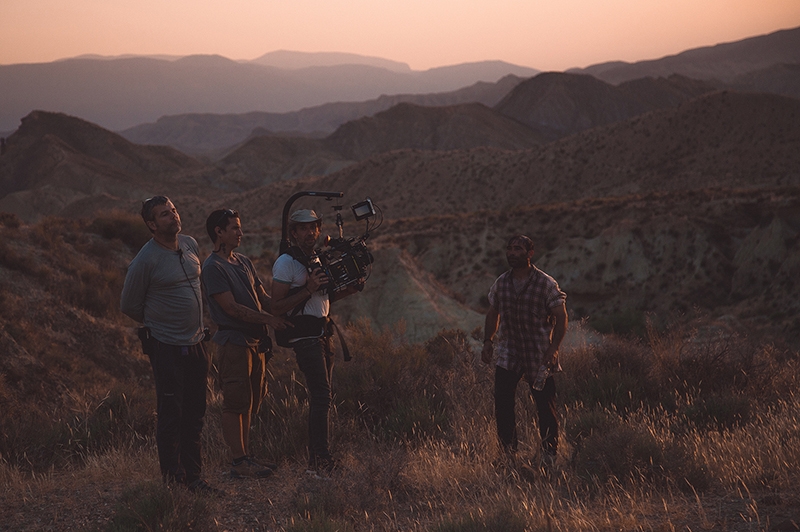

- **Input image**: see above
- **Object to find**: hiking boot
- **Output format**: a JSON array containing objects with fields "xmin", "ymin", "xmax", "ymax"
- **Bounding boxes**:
[
  {"xmin": 186, "ymin": 478, "xmax": 225, "ymax": 496},
  {"xmin": 231, "ymin": 456, "xmax": 275, "ymax": 479},
  {"xmin": 246, "ymin": 455, "xmax": 278, "ymax": 472}
]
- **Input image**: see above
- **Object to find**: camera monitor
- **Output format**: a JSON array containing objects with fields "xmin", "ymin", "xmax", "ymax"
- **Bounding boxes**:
[{"xmin": 351, "ymin": 198, "xmax": 375, "ymax": 221}]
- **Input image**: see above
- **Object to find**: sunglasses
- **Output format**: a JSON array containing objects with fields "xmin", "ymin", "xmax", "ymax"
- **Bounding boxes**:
[{"xmin": 213, "ymin": 208, "xmax": 239, "ymax": 229}]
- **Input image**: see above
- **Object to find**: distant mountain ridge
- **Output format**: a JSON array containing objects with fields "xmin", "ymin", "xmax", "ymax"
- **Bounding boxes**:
[
  {"xmin": 120, "ymin": 75, "xmax": 528, "ymax": 155},
  {"xmin": 495, "ymin": 72, "xmax": 718, "ymax": 140},
  {"xmin": 249, "ymin": 50, "xmax": 412, "ymax": 72},
  {"xmin": 571, "ymin": 26, "xmax": 800, "ymax": 84},
  {"xmin": 0, "ymin": 55, "xmax": 538, "ymax": 132}
]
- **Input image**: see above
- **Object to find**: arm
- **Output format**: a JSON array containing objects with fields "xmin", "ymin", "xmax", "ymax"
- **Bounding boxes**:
[
  {"xmin": 271, "ymin": 268, "xmax": 328, "ymax": 316},
  {"xmin": 543, "ymin": 303, "xmax": 568, "ymax": 367},
  {"xmin": 120, "ymin": 260, "xmax": 148, "ymax": 323},
  {"xmin": 211, "ymin": 291, "xmax": 290, "ymax": 329},
  {"xmin": 481, "ymin": 305, "xmax": 500, "ymax": 364},
  {"xmin": 256, "ymin": 284, "xmax": 272, "ymax": 313}
]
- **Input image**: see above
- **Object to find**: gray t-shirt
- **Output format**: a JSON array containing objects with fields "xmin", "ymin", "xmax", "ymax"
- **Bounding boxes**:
[
  {"xmin": 120, "ymin": 235, "xmax": 204, "ymax": 345},
  {"xmin": 202, "ymin": 252, "xmax": 265, "ymax": 347}
]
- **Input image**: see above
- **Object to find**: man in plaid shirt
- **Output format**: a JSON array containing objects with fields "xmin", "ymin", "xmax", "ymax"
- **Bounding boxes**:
[{"xmin": 481, "ymin": 235, "xmax": 568, "ymax": 468}]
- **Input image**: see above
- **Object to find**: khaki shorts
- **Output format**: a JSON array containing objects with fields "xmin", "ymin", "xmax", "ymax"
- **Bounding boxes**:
[{"xmin": 216, "ymin": 343, "xmax": 267, "ymax": 415}]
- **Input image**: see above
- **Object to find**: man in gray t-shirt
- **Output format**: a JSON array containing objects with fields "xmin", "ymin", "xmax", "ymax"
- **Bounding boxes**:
[
  {"xmin": 120, "ymin": 196, "xmax": 218, "ymax": 494},
  {"xmin": 202, "ymin": 209, "xmax": 289, "ymax": 479}
]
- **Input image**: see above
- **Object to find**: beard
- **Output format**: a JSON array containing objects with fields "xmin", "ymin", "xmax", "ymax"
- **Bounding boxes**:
[{"xmin": 506, "ymin": 255, "xmax": 528, "ymax": 268}]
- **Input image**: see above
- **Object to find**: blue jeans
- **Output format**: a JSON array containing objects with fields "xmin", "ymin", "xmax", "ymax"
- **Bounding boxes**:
[
  {"xmin": 293, "ymin": 337, "xmax": 334, "ymax": 465},
  {"xmin": 494, "ymin": 365, "xmax": 558, "ymax": 456},
  {"xmin": 148, "ymin": 340, "xmax": 210, "ymax": 484}
]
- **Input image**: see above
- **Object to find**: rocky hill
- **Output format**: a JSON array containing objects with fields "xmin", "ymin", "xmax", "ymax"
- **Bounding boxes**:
[
  {"xmin": 215, "ymin": 100, "xmax": 546, "ymax": 186},
  {"xmin": 495, "ymin": 72, "xmax": 717, "ymax": 139},
  {"xmin": 1, "ymin": 87, "xmax": 798, "ymax": 346},
  {"xmin": 0, "ymin": 111, "xmax": 211, "ymax": 221},
  {"xmin": 325, "ymin": 102, "xmax": 545, "ymax": 159},
  {"xmin": 222, "ymin": 91, "xmax": 800, "ymax": 226},
  {"xmin": 119, "ymin": 75, "xmax": 527, "ymax": 155}
]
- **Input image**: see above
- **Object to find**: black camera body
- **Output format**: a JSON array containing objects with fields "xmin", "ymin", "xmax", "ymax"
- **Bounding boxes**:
[
  {"xmin": 280, "ymin": 192, "xmax": 380, "ymax": 295},
  {"xmin": 308, "ymin": 236, "xmax": 374, "ymax": 294}
]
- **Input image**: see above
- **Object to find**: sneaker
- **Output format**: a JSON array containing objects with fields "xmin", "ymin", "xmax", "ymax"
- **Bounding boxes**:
[
  {"xmin": 186, "ymin": 478, "xmax": 225, "ymax": 496},
  {"xmin": 246, "ymin": 455, "xmax": 278, "ymax": 472},
  {"xmin": 231, "ymin": 456, "xmax": 274, "ymax": 479}
]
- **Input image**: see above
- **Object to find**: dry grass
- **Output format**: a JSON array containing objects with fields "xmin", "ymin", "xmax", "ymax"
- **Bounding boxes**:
[
  {"xmin": 1, "ymin": 215, "xmax": 799, "ymax": 530},
  {"xmin": 4, "ymin": 320, "xmax": 798, "ymax": 531}
]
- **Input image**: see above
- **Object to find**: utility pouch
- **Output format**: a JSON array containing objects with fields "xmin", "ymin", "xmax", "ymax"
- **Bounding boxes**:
[
  {"xmin": 136, "ymin": 326, "xmax": 155, "ymax": 356},
  {"xmin": 274, "ymin": 315, "xmax": 326, "ymax": 348}
]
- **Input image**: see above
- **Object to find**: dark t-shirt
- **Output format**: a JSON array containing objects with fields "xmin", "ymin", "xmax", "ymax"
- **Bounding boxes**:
[{"xmin": 202, "ymin": 252, "xmax": 264, "ymax": 346}]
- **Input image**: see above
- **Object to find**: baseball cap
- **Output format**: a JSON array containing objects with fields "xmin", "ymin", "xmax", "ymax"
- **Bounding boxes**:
[{"xmin": 289, "ymin": 209, "xmax": 322, "ymax": 224}]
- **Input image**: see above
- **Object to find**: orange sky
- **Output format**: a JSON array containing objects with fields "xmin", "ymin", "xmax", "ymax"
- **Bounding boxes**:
[{"xmin": 2, "ymin": 0, "xmax": 799, "ymax": 70}]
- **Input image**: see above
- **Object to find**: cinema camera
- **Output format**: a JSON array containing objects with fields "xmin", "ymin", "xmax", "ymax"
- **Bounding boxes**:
[{"xmin": 279, "ymin": 191, "xmax": 382, "ymax": 294}]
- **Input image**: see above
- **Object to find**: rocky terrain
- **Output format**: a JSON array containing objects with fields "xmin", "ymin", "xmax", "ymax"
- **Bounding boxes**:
[{"xmin": 1, "ymin": 27, "xmax": 799, "ymax": 349}]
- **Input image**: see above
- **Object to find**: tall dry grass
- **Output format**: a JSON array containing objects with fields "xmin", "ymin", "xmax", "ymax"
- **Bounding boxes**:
[{"xmin": 2, "ymin": 214, "xmax": 798, "ymax": 530}]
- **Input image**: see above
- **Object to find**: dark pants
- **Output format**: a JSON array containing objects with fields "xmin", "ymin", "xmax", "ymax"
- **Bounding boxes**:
[
  {"xmin": 494, "ymin": 365, "xmax": 558, "ymax": 456},
  {"xmin": 148, "ymin": 340, "xmax": 210, "ymax": 484},
  {"xmin": 293, "ymin": 337, "xmax": 334, "ymax": 465}
]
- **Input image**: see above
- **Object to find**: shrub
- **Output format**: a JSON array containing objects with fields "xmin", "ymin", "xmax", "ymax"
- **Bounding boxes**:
[
  {"xmin": 105, "ymin": 481, "xmax": 212, "ymax": 532},
  {"xmin": 87, "ymin": 211, "xmax": 152, "ymax": 251},
  {"xmin": 0, "ymin": 212, "xmax": 22, "ymax": 228}
]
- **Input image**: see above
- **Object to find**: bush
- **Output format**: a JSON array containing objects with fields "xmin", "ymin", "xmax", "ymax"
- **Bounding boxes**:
[
  {"xmin": 105, "ymin": 481, "xmax": 212, "ymax": 532},
  {"xmin": 87, "ymin": 211, "xmax": 152, "ymax": 251},
  {"xmin": 0, "ymin": 212, "xmax": 22, "ymax": 228}
]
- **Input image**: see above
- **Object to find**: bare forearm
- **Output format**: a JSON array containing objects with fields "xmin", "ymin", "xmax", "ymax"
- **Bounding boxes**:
[
  {"xmin": 271, "ymin": 285, "xmax": 313, "ymax": 316},
  {"xmin": 484, "ymin": 309, "xmax": 499, "ymax": 342}
]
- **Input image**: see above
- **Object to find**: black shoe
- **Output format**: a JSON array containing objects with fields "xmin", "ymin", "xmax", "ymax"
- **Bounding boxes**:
[
  {"xmin": 246, "ymin": 455, "xmax": 278, "ymax": 472},
  {"xmin": 231, "ymin": 457, "xmax": 274, "ymax": 479},
  {"xmin": 186, "ymin": 478, "xmax": 225, "ymax": 496}
]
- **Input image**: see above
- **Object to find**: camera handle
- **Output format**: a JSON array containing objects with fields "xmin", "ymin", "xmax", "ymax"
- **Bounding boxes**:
[
  {"xmin": 334, "ymin": 207, "xmax": 344, "ymax": 240},
  {"xmin": 280, "ymin": 190, "xmax": 343, "ymax": 254}
]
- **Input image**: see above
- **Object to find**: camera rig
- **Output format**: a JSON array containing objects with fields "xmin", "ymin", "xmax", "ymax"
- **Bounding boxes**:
[{"xmin": 280, "ymin": 191, "xmax": 381, "ymax": 294}]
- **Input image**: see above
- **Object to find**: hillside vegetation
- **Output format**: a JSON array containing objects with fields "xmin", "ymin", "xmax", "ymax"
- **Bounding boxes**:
[{"xmin": 1, "ymin": 214, "xmax": 798, "ymax": 529}]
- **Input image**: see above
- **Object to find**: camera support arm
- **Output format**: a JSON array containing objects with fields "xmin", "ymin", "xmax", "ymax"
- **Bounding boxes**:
[{"xmin": 280, "ymin": 190, "xmax": 343, "ymax": 254}]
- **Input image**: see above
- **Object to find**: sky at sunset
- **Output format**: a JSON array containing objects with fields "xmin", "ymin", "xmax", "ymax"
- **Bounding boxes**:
[{"xmin": 2, "ymin": 0, "xmax": 799, "ymax": 71}]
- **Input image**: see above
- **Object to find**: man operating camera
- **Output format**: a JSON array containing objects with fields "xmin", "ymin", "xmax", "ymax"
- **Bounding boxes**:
[{"xmin": 270, "ymin": 209, "xmax": 362, "ymax": 478}]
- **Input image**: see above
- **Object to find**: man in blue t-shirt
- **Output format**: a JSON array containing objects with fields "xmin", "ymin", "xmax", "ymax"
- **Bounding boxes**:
[{"xmin": 202, "ymin": 209, "xmax": 290, "ymax": 479}]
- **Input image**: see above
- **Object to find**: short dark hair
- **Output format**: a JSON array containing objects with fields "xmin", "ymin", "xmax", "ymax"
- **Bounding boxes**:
[
  {"xmin": 507, "ymin": 234, "xmax": 534, "ymax": 252},
  {"xmin": 141, "ymin": 196, "xmax": 170, "ymax": 232},
  {"xmin": 206, "ymin": 209, "xmax": 239, "ymax": 243}
]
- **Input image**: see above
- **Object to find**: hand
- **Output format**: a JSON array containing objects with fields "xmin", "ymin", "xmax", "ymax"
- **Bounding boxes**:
[
  {"xmin": 481, "ymin": 341, "xmax": 493, "ymax": 364},
  {"xmin": 542, "ymin": 350, "xmax": 558, "ymax": 369},
  {"xmin": 265, "ymin": 314, "xmax": 293, "ymax": 330},
  {"xmin": 307, "ymin": 269, "xmax": 328, "ymax": 292}
]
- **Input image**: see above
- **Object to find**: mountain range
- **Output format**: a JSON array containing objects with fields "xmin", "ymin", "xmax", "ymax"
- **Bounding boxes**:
[
  {"xmin": 0, "ymin": 55, "xmax": 538, "ymax": 132},
  {"xmin": 0, "ymin": 26, "xmax": 799, "ymax": 345},
  {"xmin": 118, "ymin": 27, "xmax": 800, "ymax": 156}
]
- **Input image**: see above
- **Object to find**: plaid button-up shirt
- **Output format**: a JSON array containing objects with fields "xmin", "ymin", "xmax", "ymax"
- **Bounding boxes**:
[{"xmin": 488, "ymin": 266, "xmax": 567, "ymax": 383}]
